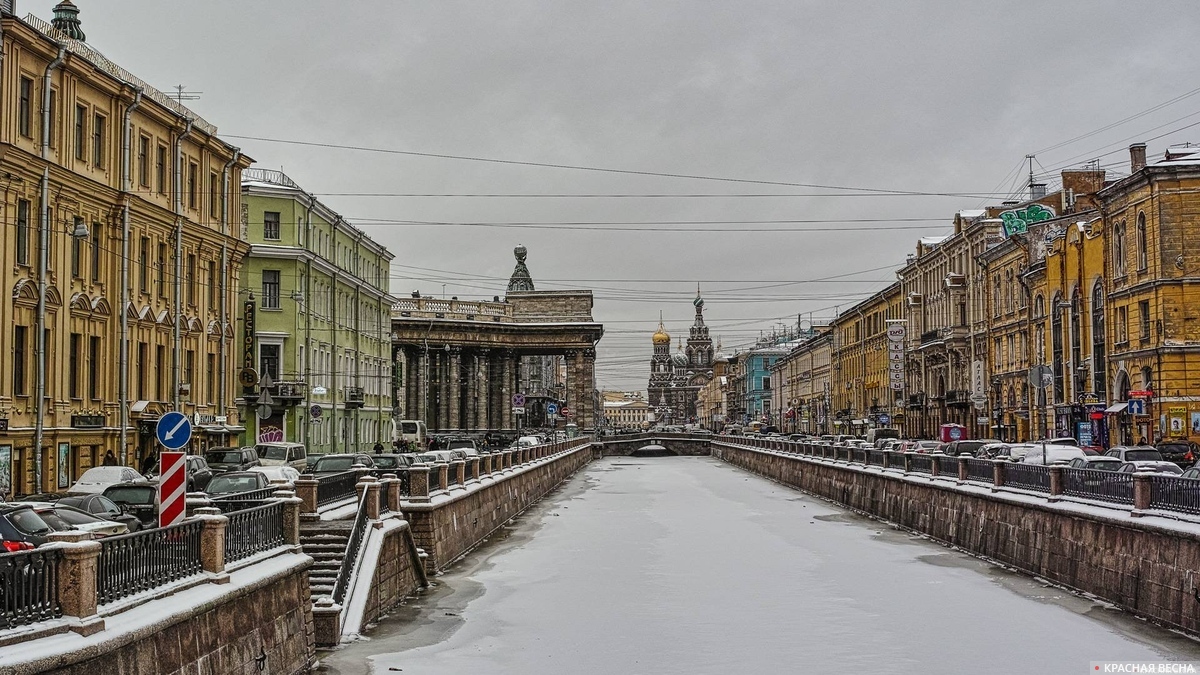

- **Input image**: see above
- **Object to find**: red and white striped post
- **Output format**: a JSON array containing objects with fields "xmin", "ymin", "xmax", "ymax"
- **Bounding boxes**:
[{"xmin": 158, "ymin": 451, "xmax": 187, "ymax": 527}]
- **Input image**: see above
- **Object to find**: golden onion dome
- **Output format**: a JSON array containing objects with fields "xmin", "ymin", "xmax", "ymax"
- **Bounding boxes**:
[{"xmin": 652, "ymin": 321, "xmax": 671, "ymax": 345}]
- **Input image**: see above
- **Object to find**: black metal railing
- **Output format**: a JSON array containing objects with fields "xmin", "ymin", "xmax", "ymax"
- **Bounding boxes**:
[
  {"xmin": 1063, "ymin": 468, "xmax": 1133, "ymax": 504},
  {"xmin": 224, "ymin": 501, "xmax": 285, "ymax": 564},
  {"xmin": 1005, "ymin": 464, "xmax": 1052, "ymax": 493},
  {"xmin": 964, "ymin": 459, "xmax": 994, "ymax": 484},
  {"xmin": 0, "ymin": 547, "xmax": 62, "ymax": 630},
  {"xmin": 317, "ymin": 470, "xmax": 359, "ymax": 506},
  {"xmin": 909, "ymin": 454, "xmax": 933, "ymax": 474},
  {"xmin": 394, "ymin": 469, "xmax": 411, "ymax": 496},
  {"xmin": 1149, "ymin": 475, "xmax": 1200, "ymax": 514},
  {"xmin": 331, "ymin": 492, "xmax": 371, "ymax": 605},
  {"xmin": 379, "ymin": 479, "xmax": 392, "ymax": 513},
  {"xmin": 429, "ymin": 466, "xmax": 446, "ymax": 492},
  {"xmin": 866, "ymin": 449, "xmax": 885, "ymax": 466},
  {"xmin": 97, "ymin": 520, "xmax": 203, "ymax": 604},
  {"xmin": 210, "ymin": 486, "xmax": 280, "ymax": 513}
]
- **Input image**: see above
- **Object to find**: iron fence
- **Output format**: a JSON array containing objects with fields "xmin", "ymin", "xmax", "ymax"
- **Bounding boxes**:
[
  {"xmin": 331, "ymin": 492, "xmax": 371, "ymax": 604},
  {"xmin": 379, "ymin": 479, "xmax": 392, "ymax": 513},
  {"xmin": 932, "ymin": 455, "xmax": 957, "ymax": 477},
  {"xmin": 316, "ymin": 470, "xmax": 359, "ymax": 506},
  {"xmin": 1004, "ymin": 464, "xmax": 1052, "ymax": 493},
  {"xmin": 1149, "ymin": 475, "xmax": 1200, "ymax": 514},
  {"xmin": 964, "ymin": 459, "xmax": 994, "ymax": 484},
  {"xmin": 866, "ymin": 449, "xmax": 885, "ymax": 466},
  {"xmin": 224, "ymin": 502, "xmax": 285, "ymax": 563},
  {"xmin": 909, "ymin": 454, "xmax": 933, "ymax": 474},
  {"xmin": 430, "ymin": 466, "xmax": 446, "ymax": 492},
  {"xmin": 0, "ymin": 547, "xmax": 62, "ymax": 630},
  {"xmin": 1062, "ymin": 468, "xmax": 1133, "ymax": 504},
  {"xmin": 97, "ymin": 520, "xmax": 203, "ymax": 604}
]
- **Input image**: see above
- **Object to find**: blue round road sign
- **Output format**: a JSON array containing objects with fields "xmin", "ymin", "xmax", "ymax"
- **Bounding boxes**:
[
  {"xmin": 546, "ymin": 403, "xmax": 559, "ymax": 415},
  {"xmin": 156, "ymin": 411, "xmax": 193, "ymax": 450}
]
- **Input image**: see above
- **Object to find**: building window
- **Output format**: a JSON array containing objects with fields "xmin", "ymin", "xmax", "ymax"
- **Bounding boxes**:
[
  {"xmin": 1139, "ymin": 300, "xmax": 1151, "ymax": 340},
  {"xmin": 260, "ymin": 344, "xmax": 281, "ymax": 381},
  {"xmin": 155, "ymin": 345, "xmax": 166, "ymax": 400},
  {"xmin": 69, "ymin": 333, "xmax": 82, "ymax": 399},
  {"xmin": 1114, "ymin": 221, "xmax": 1127, "ymax": 276},
  {"xmin": 138, "ymin": 237, "xmax": 150, "ymax": 293},
  {"xmin": 88, "ymin": 336, "xmax": 101, "ymax": 400},
  {"xmin": 74, "ymin": 104, "xmax": 87, "ymax": 159},
  {"xmin": 187, "ymin": 162, "xmax": 198, "ymax": 209},
  {"xmin": 18, "ymin": 76, "xmax": 33, "ymax": 138},
  {"xmin": 186, "ymin": 254, "xmax": 197, "ymax": 306},
  {"xmin": 47, "ymin": 90, "xmax": 57, "ymax": 148},
  {"xmin": 71, "ymin": 230, "xmax": 82, "ymax": 278},
  {"xmin": 92, "ymin": 113, "xmax": 106, "ymax": 168},
  {"xmin": 91, "ymin": 223, "xmax": 102, "ymax": 282},
  {"xmin": 262, "ymin": 270, "xmax": 281, "ymax": 309},
  {"xmin": 138, "ymin": 135, "xmax": 150, "ymax": 187},
  {"xmin": 1092, "ymin": 284, "xmax": 1107, "ymax": 397},
  {"xmin": 207, "ymin": 353, "xmax": 216, "ymax": 402},
  {"xmin": 208, "ymin": 260, "xmax": 218, "ymax": 311},
  {"xmin": 137, "ymin": 342, "xmax": 148, "ymax": 400},
  {"xmin": 156, "ymin": 145, "xmax": 167, "ymax": 195},
  {"xmin": 13, "ymin": 325, "xmax": 28, "ymax": 396},
  {"xmin": 185, "ymin": 350, "xmax": 195, "ymax": 391},
  {"xmin": 1116, "ymin": 305, "xmax": 1128, "ymax": 344},
  {"xmin": 16, "ymin": 199, "xmax": 30, "ymax": 266},
  {"xmin": 210, "ymin": 172, "xmax": 220, "ymax": 216},
  {"xmin": 157, "ymin": 243, "xmax": 167, "ymax": 298},
  {"xmin": 1051, "ymin": 294, "xmax": 1064, "ymax": 403},
  {"xmin": 1070, "ymin": 291, "xmax": 1083, "ymax": 398},
  {"xmin": 1136, "ymin": 211, "xmax": 1148, "ymax": 271},
  {"xmin": 263, "ymin": 211, "xmax": 281, "ymax": 240}
]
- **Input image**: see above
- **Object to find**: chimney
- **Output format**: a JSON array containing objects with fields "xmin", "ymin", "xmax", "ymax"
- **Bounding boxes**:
[
  {"xmin": 1030, "ymin": 183, "xmax": 1047, "ymax": 200},
  {"xmin": 1130, "ymin": 143, "xmax": 1147, "ymax": 173},
  {"xmin": 51, "ymin": 0, "xmax": 85, "ymax": 40}
]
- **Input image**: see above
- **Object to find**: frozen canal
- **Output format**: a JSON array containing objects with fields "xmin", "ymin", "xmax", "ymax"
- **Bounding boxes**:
[{"xmin": 320, "ymin": 457, "xmax": 1200, "ymax": 675}]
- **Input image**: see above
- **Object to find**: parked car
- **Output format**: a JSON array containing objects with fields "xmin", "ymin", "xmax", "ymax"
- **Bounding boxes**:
[
  {"xmin": 1180, "ymin": 466, "xmax": 1200, "ymax": 480},
  {"xmin": 943, "ymin": 440, "xmax": 1001, "ymax": 457},
  {"xmin": 205, "ymin": 471, "xmax": 272, "ymax": 496},
  {"xmin": 1157, "ymin": 440, "xmax": 1199, "ymax": 467},
  {"xmin": 0, "ymin": 504, "xmax": 55, "ymax": 551},
  {"xmin": 68, "ymin": 466, "xmax": 149, "ymax": 495},
  {"xmin": 369, "ymin": 454, "xmax": 415, "ymax": 472},
  {"xmin": 1116, "ymin": 461, "xmax": 1182, "ymax": 475},
  {"xmin": 995, "ymin": 444, "xmax": 1036, "ymax": 462},
  {"xmin": 512, "ymin": 436, "xmax": 541, "ymax": 449},
  {"xmin": 306, "ymin": 454, "xmax": 376, "ymax": 477},
  {"xmin": 53, "ymin": 493, "xmax": 143, "ymax": 532},
  {"xmin": 255, "ymin": 442, "xmax": 309, "ymax": 472},
  {"xmin": 205, "ymin": 447, "xmax": 261, "ymax": 473},
  {"xmin": 1067, "ymin": 456, "xmax": 1124, "ymax": 471},
  {"xmin": 101, "ymin": 485, "xmax": 158, "ymax": 529},
  {"xmin": 443, "ymin": 438, "xmax": 480, "ymax": 456},
  {"xmin": 418, "ymin": 450, "xmax": 456, "ymax": 464},
  {"xmin": 976, "ymin": 443, "xmax": 1010, "ymax": 459},
  {"xmin": 247, "ymin": 465, "xmax": 302, "ymax": 484},
  {"xmin": 144, "ymin": 454, "xmax": 214, "ymax": 492},
  {"xmin": 911, "ymin": 440, "xmax": 942, "ymax": 454},
  {"xmin": 27, "ymin": 503, "xmax": 128, "ymax": 538},
  {"xmin": 1104, "ymin": 446, "xmax": 1164, "ymax": 464},
  {"xmin": 1021, "ymin": 443, "xmax": 1088, "ymax": 465}
]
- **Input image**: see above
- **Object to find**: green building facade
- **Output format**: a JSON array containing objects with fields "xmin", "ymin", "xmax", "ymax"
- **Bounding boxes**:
[{"xmin": 239, "ymin": 169, "xmax": 395, "ymax": 454}]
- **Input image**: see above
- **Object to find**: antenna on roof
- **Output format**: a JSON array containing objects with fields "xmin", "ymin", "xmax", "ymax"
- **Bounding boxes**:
[{"xmin": 168, "ymin": 84, "xmax": 202, "ymax": 104}]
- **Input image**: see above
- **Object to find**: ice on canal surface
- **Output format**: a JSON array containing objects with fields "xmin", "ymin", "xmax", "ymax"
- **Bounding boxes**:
[{"xmin": 321, "ymin": 457, "xmax": 1200, "ymax": 675}]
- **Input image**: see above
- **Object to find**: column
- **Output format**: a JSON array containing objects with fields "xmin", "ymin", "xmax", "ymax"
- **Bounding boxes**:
[
  {"xmin": 564, "ymin": 349, "xmax": 579, "ymax": 425},
  {"xmin": 501, "ymin": 351, "xmax": 514, "ymax": 431},
  {"xmin": 405, "ymin": 347, "xmax": 417, "ymax": 420},
  {"xmin": 464, "ymin": 350, "xmax": 477, "ymax": 433},
  {"xmin": 437, "ymin": 351, "xmax": 449, "ymax": 431},
  {"xmin": 478, "ymin": 349, "xmax": 491, "ymax": 430},
  {"xmin": 581, "ymin": 348, "xmax": 596, "ymax": 431},
  {"xmin": 417, "ymin": 348, "xmax": 428, "ymax": 425},
  {"xmin": 449, "ymin": 347, "xmax": 462, "ymax": 431}
]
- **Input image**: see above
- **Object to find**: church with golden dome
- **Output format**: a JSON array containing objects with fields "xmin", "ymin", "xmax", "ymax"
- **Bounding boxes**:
[{"xmin": 647, "ymin": 288, "xmax": 714, "ymax": 424}]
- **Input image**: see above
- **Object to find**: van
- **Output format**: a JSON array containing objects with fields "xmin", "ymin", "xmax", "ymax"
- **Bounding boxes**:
[
  {"xmin": 255, "ymin": 442, "xmax": 308, "ymax": 471},
  {"xmin": 866, "ymin": 428, "xmax": 901, "ymax": 447},
  {"xmin": 393, "ymin": 419, "xmax": 427, "ymax": 447}
]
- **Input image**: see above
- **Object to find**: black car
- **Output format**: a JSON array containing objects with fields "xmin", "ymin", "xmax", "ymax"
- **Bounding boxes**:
[
  {"xmin": 54, "ymin": 494, "xmax": 143, "ymax": 532},
  {"xmin": 205, "ymin": 471, "xmax": 272, "ymax": 497},
  {"xmin": 370, "ymin": 454, "xmax": 415, "ymax": 472},
  {"xmin": 306, "ymin": 454, "xmax": 376, "ymax": 477},
  {"xmin": 205, "ymin": 447, "xmax": 261, "ymax": 473},
  {"xmin": 0, "ymin": 503, "xmax": 56, "ymax": 551},
  {"xmin": 1158, "ymin": 440, "xmax": 1199, "ymax": 468},
  {"xmin": 145, "ymin": 454, "xmax": 214, "ymax": 492},
  {"xmin": 102, "ymin": 484, "xmax": 159, "ymax": 528}
]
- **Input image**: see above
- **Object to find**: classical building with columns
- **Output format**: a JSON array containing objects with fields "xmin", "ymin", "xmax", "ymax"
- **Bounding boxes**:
[{"xmin": 390, "ymin": 247, "xmax": 603, "ymax": 435}]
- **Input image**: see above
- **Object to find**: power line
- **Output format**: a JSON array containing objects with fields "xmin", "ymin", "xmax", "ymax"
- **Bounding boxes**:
[{"xmin": 1031, "ymin": 85, "xmax": 1200, "ymax": 155}]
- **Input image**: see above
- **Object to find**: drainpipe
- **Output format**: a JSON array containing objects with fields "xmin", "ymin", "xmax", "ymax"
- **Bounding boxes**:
[
  {"xmin": 34, "ymin": 46, "xmax": 65, "ymax": 489},
  {"xmin": 302, "ymin": 194, "xmax": 314, "ymax": 449},
  {"xmin": 219, "ymin": 148, "xmax": 240, "ymax": 424},
  {"xmin": 119, "ymin": 86, "xmax": 143, "ymax": 466},
  {"xmin": 172, "ymin": 119, "xmax": 193, "ymax": 411}
]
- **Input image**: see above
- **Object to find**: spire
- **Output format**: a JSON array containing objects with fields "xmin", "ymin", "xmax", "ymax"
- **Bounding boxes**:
[
  {"xmin": 52, "ymin": 0, "xmax": 86, "ymax": 40},
  {"xmin": 506, "ymin": 245, "xmax": 535, "ymax": 292}
]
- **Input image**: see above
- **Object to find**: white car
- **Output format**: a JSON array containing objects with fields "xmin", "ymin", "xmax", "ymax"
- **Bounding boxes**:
[
  {"xmin": 69, "ymin": 466, "xmax": 149, "ymax": 495},
  {"xmin": 1021, "ymin": 443, "xmax": 1088, "ymax": 465},
  {"xmin": 514, "ymin": 436, "xmax": 541, "ymax": 448},
  {"xmin": 28, "ymin": 503, "xmax": 128, "ymax": 538},
  {"xmin": 248, "ymin": 465, "xmax": 301, "ymax": 484}
]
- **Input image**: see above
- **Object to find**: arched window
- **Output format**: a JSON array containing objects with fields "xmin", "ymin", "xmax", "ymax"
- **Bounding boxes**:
[
  {"xmin": 1141, "ymin": 366, "xmax": 1154, "ymax": 391},
  {"xmin": 1070, "ymin": 289, "xmax": 1083, "ymax": 399},
  {"xmin": 1051, "ymin": 292, "xmax": 1065, "ymax": 402},
  {"xmin": 1136, "ymin": 211, "xmax": 1148, "ymax": 271},
  {"xmin": 1034, "ymin": 294, "xmax": 1045, "ymax": 319},
  {"xmin": 1092, "ymin": 283, "xmax": 1107, "ymax": 397},
  {"xmin": 1114, "ymin": 221, "xmax": 1127, "ymax": 276}
]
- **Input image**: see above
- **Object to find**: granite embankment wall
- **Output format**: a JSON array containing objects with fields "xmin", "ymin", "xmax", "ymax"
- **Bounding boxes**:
[
  {"xmin": 403, "ymin": 443, "xmax": 593, "ymax": 573},
  {"xmin": 360, "ymin": 519, "xmax": 426, "ymax": 630},
  {"xmin": 715, "ymin": 441, "xmax": 1200, "ymax": 636},
  {"xmin": 596, "ymin": 433, "xmax": 713, "ymax": 456}
]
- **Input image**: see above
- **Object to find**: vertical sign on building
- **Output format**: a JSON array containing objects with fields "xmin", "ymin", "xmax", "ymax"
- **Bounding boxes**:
[
  {"xmin": 886, "ymin": 321, "xmax": 906, "ymax": 395},
  {"xmin": 158, "ymin": 451, "xmax": 187, "ymax": 528}
]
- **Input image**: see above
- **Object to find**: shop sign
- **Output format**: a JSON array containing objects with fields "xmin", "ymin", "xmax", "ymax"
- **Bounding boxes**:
[{"xmin": 71, "ymin": 414, "xmax": 105, "ymax": 429}]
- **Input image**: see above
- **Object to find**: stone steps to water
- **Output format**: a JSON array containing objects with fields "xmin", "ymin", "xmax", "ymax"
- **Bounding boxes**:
[{"xmin": 300, "ymin": 527, "xmax": 352, "ymax": 599}]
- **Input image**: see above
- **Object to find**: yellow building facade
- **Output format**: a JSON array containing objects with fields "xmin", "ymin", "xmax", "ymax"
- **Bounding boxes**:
[
  {"xmin": 830, "ymin": 284, "xmax": 903, "ymax": 435},
  {"xmin": 0, "ymin": 8, "xmax": 251, "ymax": 496}
]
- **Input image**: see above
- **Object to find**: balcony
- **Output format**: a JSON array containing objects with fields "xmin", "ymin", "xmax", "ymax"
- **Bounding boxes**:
[
  {"xmin": 344, "ymin": 386, "xmax": 365, "ymax": 409},
  {"xmin": 920, "ymin": 329, "xmax": 941, "ymax": 346},
  {"xmin": 907, "ymin": 393, "xmax": 925, "ymax": 409},
  {"xmin": 945, "ymin": 390, "xmax": 972, "ymax": 407},
  {"xmin": 272, "ymin": 381, "xmax": 308, "ymax": 404}
]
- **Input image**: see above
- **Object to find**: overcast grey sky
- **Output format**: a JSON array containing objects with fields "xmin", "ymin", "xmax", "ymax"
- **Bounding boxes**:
[{"xmin": 23, "ymin": 0, "xmax": 1200, "ymax": 391}]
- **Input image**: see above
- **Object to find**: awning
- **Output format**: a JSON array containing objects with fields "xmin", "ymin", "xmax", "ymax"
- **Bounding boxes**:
[
  {"xmin": 1104, "ymin": 402, "xmax": 1128, "ymax": 414},
  {"xmin": 201, "ymin": 424, "xmax": 247, "ymax": 435}
]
